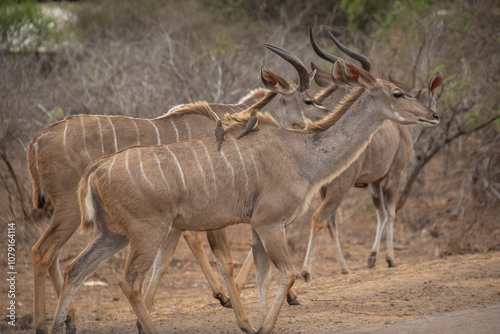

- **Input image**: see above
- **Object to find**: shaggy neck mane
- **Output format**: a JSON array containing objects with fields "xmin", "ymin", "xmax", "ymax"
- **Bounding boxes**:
[
  {"xmin": 238, "ymin": 88, "xmax": 274, "ymax": 105},
  {"xmin": 301, "ymin": 85, "xmax": 365, "ymax": 132},
  {"xmin": 225, "ymin": 111, "xmax": 279, "ymax": 133},
  {"xmin": 156, "ymin": 101, "xmax": 218, "ymax": 122}
]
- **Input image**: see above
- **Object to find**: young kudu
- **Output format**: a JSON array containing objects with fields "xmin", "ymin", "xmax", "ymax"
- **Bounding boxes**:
[
  {"xmin": 28, "ymin": 44, "xmax": 326, "ymax": 334},
  {"xmin": 301, "ymin": 32, "xmax": 444, "ymax": 279},
  {"xmin": 49, "ymin": 60, "xmax": 439, "ymax": 334}
]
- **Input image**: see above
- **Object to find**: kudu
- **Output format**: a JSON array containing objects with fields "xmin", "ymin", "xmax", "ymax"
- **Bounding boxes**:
[
  {"xmin": 28, "ymin": 44, "xmax": 326, "ymax": 334},
  {"xmin": 301, "ymin": 32, "xmax": 443, "ymax": 279},
  {"xmin": 49, "ymin": 60, "xmax": 439, "ymax": 334}
]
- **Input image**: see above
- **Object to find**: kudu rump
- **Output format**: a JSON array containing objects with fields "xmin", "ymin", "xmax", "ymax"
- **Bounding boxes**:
[
  {"xmin": 49, "ymin": 60, "xmax": 439, "ymax": 334},
  {"xmin": 28, "ymin": 43, "xmax": 327, "ymax": 334}
]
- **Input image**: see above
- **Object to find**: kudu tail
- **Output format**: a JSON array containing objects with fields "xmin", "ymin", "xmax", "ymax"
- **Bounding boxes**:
[
  {"xmin": 27, "ymin": 140, "xmax": 45, "ymax": 209},
  {"xmin": 78, "ymin": 161, "xmax": 103, "ymax": 233}
]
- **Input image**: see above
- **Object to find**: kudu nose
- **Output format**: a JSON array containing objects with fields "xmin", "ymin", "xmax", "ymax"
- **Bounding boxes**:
[{"xmin": 433, "ymin": 113, "xmax": 440, "ymax": 121}]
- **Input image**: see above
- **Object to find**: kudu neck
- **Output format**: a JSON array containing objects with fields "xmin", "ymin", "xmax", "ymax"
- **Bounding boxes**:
[{"xmin": 291, "ymin": 89, "xmax": 386, "ymax": 186}]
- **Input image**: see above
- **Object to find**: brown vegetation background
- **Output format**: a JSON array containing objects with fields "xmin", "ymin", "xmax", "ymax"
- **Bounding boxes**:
[{"xmin": 0, "ymin": 0, "xmax": 499, "ymax": 330}]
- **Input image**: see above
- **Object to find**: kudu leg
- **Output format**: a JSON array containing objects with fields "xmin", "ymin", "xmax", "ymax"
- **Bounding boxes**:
[
  {"xmin": 47, "ymin": 249, "xmax": 77, "ymax": 333},
  {"xmin": 368, "ymin": 180, "xmax": 388, "ymax": 268},
  {"xmin": 50, "ymin": 233, "xmax": 129, "ymax": 334},
  {"xmin": 120, "ymin": 228, "xmax": 167, "ymax": 334},
  {"xmin": 32, "ymin": 207, "xmax": 79, "ymax": 334},
  {"xmin": 383, "ymin": 175, "xmax": 403, "ymax": 268},
  {"xmin": 234, "ymin": 248, "xmax": 254, "ymax": 293},
  {"xmin": 328, "ymin": 211, "xmax": 350, "ymax": 274},
  {"xmin": 183, "ymin": 230, "xmax": 231, "ymax": 307},
  {"xmin": 251, "ymin": 228, "xmax": 272, "ymax": 326},
  {"xmin": 301, "ymin": 212, "xmax": 327, "ymax": 282},
  {"xmin": 302, "ymin": 191, "xmax": 350, "ymax": 281},
  {"xmin": 235, "ymin": 248, "xmax": 299, "ymax": 306},
  {"xmin": 252, "ymin": 225, "xmax": 296, "ymax": 334},
  {"xmin": 143, "ymin": 229, "xmax": 183, "ymax": 314},
  {"xmin": 206, "ymin": 229, "xmax": 256, "ymax": 334}
]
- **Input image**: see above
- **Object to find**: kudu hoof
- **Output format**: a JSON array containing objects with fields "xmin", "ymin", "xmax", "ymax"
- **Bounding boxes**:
[
  {"xmin": 65, "ymin": 315, "xmax": 76, "ymax": 334},
  {"xmin": 215, "ymin": 292, "xmax": 232, "ymax": 309},
  {"xmin": 387, "ymin": 259, "xmax": 396, "ymax": 268},
  {"xmin": 220, "ymin": 298, "xmax": 232, "ymax": 309},
  {"xmin": 367, "ymin": 252, "xmax": 377, "ymax": 268},
  {"xmin": 301, "ymin": 270, "xmax": 312, "ymax": 283},
  {"xmin": 136, "ymin": 320, "xmax": 143, "ymax": 334},
  {"xmin": 286, "ymin": 294, "xmax": 301, "ymax": 306}
]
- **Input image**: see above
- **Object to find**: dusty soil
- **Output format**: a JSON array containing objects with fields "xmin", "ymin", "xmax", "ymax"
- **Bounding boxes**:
[{"xmin": 2, "ymin": 193, "xmax": 500, "ymax": 334}]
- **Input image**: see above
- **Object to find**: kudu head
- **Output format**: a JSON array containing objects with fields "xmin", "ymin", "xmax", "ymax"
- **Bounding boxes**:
[
  {"xmin": 389, "ymin": 72, "xmax": 443, "ymax": 111},
  {"xmin": 260, "ymin": 43, "xmax": 329, "ymax": 129},
  {"xmin": 332, "ymin": 60, "xmax": 440, "ymax": 127}
]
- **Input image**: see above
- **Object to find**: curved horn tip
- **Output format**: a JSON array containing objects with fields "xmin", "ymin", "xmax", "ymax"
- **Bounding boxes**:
[
  {"xmin": 310, "ymin": 30, "xmax": 340, "ymax": 64},
  {"xmin": 327, "ymin": 31, "xmax": 372, "ymax": 72},
  {"xmin": 264, "ymin": 43, "xmax": 310, "ymax": 93}
]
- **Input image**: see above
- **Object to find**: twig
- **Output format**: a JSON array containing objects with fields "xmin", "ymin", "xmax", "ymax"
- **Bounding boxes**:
[{"xmin": 398, "ymin": 114, "xmax": 500, "ymax": 210}]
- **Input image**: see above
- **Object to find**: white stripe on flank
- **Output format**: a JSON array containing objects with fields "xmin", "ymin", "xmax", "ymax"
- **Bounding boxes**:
[
  {"xmin": 170, "ymin": 118, "xmax": 179, "ymax": 142},
  {"xmin": 63, "ymin": 121, "xmax": 68, "ymax": 148},
  {"xmin": 208, "ymin": 105, "xmax": 221, "ymax": 121},
  {"xmin": 108, "ymin": 117, "xmax": 119, "ymax": 152},
  {"xmin": 84, "ymin": 175, "xmax": 95, "ymax": 223},
  {"xmin": 154, "ymin": 152, "xmax": 171, "ymax": 193},
  {"xmin": 63, "ymin": 121, "xmax": 78, "ymax": 171},
  {"xmin": 138, "ymin": 150, "xmax": 154, "ymax": 188},
  {"xmin": 220, "ymin": 150, "xmax": 235, "ymax": 190},
  {"xmin": 232, "ymin": 139, "xmax": 248, "ymax": 192},
  {"xmin": 183, "ymin": 118, "xmax": 192, "ymax": 140},
  {"xmin": 96, "ymin": 117, "xmax": 105, "ymax": 155},
  {"xmin": 191, "ymin": 146, "xmax": 209, "ymax": 196},
  {"xmin": 80, "ymin": 117, "xmax": 92, "ymax": 162},
  {"xmin": 125, "ymin": 149, "xmax": 134, "ymax": 182},
  {"xmin": 248, "ymin": 148, "xmax": 260, "ymax": 184},
  {"xmin": 166, "ymin": 146, "xmax": 188, "ymax": 195},
  {"xmin": 107, "ymin": 155, "xmax": 117, "ymax": 182},
  {"xmin": 200, "ymin": 142, "xmax": 217, "ymax": 194},
  {"xmin": 149, "ymin": 120, "xmax": 161, "ymax": 145},
  {"xmin": 133, "ymin": 120, "xmax": 140, "ymax": 145}
]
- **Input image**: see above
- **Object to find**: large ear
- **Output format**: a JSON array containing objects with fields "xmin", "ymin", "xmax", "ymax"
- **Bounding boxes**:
[
  {"xmin": 308, "ymin": 69, "xmax": 317, "ymax": 88},
  {"xmin": 428, "ymin": 72, "xmax": 443, "ymax": 95},
  {"xmin": 389, "ymin": 75, "xmax": 413, "ymax": 94},
  {"xmin": 346, "ymin": 61, "xmax": 376, "ymax": 86},
  {"xmin": 342, "ymin": 61, "xmax": 361, "ymax": 86},
  {"xmin": 331, "ymin": 60, "xmax": 349, "ymax": 87},
  {"xmin": 261, "ymin": 66, "xmax": 292, "ymax": 94},
  {"xmin": 311, "ymin": 62, "xmax": 333, "ymax": 87}
]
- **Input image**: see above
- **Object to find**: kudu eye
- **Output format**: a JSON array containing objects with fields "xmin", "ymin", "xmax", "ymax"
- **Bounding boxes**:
[
  {"xmin": 304, "ymin": 99, "xmax": 313, "ymax": 105},
  {"xmin": 393, "ymin": 92, "xmax": 403, "ymax": 99}
]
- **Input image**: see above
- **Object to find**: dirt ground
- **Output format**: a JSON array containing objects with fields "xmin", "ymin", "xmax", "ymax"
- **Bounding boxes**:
[{"xmin": 2, "ymin": 193, "xmax": 500, "ymax": 334}]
